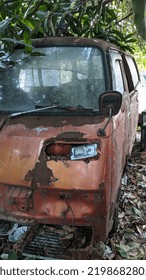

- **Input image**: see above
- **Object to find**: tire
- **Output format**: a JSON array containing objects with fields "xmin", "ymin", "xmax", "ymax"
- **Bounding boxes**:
[{"xmin": 109, "ymin": 198, "xmax": 119, "ymax": 237}]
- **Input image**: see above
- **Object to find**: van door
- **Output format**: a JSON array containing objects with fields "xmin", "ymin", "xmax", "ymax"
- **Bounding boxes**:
[
  {"xmin": 109, "ymin": 50, "xmax": 130, "ymax": 158},
  {"xmin": 122, "ymin": 54, "xmax": 139, "ymax": 154},
  {"xmin": 108, "ymin": 50, "xmax": 130, "ymax": 221}
]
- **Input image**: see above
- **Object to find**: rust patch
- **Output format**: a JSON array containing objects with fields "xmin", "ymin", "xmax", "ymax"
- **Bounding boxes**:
[
  {"xmin": 25, "ymin": 144, "xmax": 58, "ymax": 187},
  {"xmin": 25, "ymin": 161, "xmax": 57, "ymax": 187},
  {"xmin": 56, "ymin": 131, "xmax": 85, "ymax": 141},
  {"xmin": 0, "ymin": 115, "xmax": 104, "ymax": 129}
]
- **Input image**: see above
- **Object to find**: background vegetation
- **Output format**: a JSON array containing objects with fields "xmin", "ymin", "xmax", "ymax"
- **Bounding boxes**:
[{"xmin": 0, "ymin": 0, "xmax": 146, "ymax": 69}]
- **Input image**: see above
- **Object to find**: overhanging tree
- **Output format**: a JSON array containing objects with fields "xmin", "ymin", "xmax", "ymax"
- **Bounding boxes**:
[
  {"xmin": 0, "ymin": 0, "xmax": 146, "ymax": 54},
  {"xmin": 104, "ymin": 0, "xmax": 146, "ymax": 39}
]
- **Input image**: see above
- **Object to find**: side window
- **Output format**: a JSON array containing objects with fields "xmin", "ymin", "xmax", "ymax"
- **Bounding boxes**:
[
  {"xmin": 114, "ymin": 60, "xmax": 124, "ymax": 92},
  {"xmin": 109, "ymin": 51, "xmax": 125, "ymax": 93},
  {"xmin": 125, "ymin": 55, "xmax": 139, "ymax": 88}
]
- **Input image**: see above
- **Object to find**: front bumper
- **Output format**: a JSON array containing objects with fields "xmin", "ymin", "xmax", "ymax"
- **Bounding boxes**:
[{"xmin": 0, "ymin": 183, "xmax": 108, "ymax": 240}]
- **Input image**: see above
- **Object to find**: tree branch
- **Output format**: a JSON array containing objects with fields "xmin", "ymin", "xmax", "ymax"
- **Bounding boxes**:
[
  {"xmin": 105, "ymin": 11, "xmax": 133, "ymax": 32},
  {"xmin": 115, "ymin": 11, "xmax": 133, "ymax": 25},
  {"xmin": 29, "ymin": 0, "xmax": 44, "ymax": 17}
]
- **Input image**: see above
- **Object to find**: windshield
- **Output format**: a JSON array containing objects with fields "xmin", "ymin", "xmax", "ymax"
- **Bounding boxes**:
[{"xmin": 0, "ymin": 46, "xmax": 106, "ymax": 114}]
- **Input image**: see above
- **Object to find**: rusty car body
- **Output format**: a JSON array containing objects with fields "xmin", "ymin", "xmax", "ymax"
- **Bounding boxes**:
[{"xmin": 0, "ymin": 37, "xmax": 140, "ymax": 241}]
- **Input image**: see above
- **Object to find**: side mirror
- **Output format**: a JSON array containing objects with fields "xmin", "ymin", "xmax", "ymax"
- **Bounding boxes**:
[
  {"xmin": 99, "ymin": 91, "xmax": 122, "ymax": 117},
  {"xmin": 98, "ymin": 91, "xmax": 122, "ymax": 137}
]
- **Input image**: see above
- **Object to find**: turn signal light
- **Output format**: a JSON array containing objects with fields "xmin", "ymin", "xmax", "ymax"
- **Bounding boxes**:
[{"xmin": 46, "ymin": 144, "xmax": 71, "ymax": 156}]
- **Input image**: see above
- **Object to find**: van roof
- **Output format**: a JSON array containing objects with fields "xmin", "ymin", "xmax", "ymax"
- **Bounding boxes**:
[{"xmin": 30, "ymin": 37, "xmax": 121, "ymax": 52}]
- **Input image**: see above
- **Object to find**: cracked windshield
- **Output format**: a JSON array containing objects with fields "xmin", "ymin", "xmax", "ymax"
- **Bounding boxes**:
[{"xmin": 0, "ymin": 47, "xmax": 105, "ymax": 114}]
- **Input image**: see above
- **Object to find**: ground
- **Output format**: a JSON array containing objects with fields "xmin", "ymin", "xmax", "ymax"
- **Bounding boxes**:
[{"xmin": 101, "ymin": 132, "xmax": 146, "ymax": 260}]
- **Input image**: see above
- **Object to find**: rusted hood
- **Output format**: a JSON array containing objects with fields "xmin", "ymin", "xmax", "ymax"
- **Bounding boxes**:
[{"xmin": 0, "ymin": 115, "xmax": 110, "ymax": 189}]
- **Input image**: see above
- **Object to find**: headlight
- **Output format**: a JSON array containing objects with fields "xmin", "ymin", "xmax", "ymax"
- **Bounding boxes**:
[{"xmin": 71, "ymin": 144, "xmax": 98, "ymax": 160}]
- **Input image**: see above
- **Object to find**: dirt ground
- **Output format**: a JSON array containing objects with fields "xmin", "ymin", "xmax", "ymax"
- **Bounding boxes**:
[{"xmin": 102, "ymin": 131, "xmax": 146, "ymax": 260}]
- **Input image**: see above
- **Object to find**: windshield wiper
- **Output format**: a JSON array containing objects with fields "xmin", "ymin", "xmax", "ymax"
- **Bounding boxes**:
[
  {"xmin": 0, "ymin": 105, "xmax": 94, "ymax": 132},
  {"xmin": 8, "ymin": 105, "xmax": 57, "ymax": 117},
  {"xmin": 0, "ymin": 105, "xmax": 57, "ymax": 131},
  {"xmin": 35, "ymin": 104, "xmax": 93, "ymax": 111}
]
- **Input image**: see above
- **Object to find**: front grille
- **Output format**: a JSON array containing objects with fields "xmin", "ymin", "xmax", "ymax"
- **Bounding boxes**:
[
  {"xmin": 22, "ymin": 225, "xmax": 92, "ymax": 260},
  {"xmin": 22, "ymin": 225, "xmax": 71, "ymax": 259}
]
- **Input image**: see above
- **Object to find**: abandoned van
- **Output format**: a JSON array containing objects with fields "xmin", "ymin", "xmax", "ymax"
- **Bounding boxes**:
[{"xmin": 0, "ymin": 37, "xmax": 140, "ymax": 242}]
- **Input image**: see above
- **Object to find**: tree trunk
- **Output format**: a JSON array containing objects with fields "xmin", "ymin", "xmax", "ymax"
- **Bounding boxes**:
[{"xmin": 132, "ymin": 0, "xmax": 146, "ymax": 39}]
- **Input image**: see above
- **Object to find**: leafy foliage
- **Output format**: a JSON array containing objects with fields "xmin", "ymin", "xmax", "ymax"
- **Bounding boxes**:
[{"xmin": 0, "ymin": 0, "xmax": 145, "ymax": 55}]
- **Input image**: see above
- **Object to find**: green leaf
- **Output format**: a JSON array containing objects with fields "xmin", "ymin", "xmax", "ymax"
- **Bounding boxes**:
[
  {"xmin": 111, "ymin": 29, "xmax": 125, "ymax": 40},
  {"xmin": 106, "ymin": 7, "xmax": 117, "ymax": 20},
  {"xmin": 82, "ymin": 25, "xmax": 90, "ymax": 35},
  {"xmin": 82, "ymin": 15, "xmax": 90, "ymax": 24},
  {"xmin": 23, "ymin": 31, "xmax": 32, "ymax": 52},
  {"xmin": 0, "ymin": 51, "xmax": 6, "ymax": 57},
  {"xmin": 36, "ymin": 10, "xmax": 47, "ymax": 17},
  {"xmin": 125, "ymin": 32, "xmax": 136, "ymax": 39},
  {"xmin": 7, "ymin": 250, "xmax": 18, "ymax": 260},
  {"xmin": 116, "ymin": 245, "xmax": 129, "ymax": 259},
  {"xmin": 123, "ymin": 45, "xmax": 134, "ymax": 54},
  {"xmin": 126, "ymin": 38, "xmax": 137, "ymax": 43},
  {"xmin": 21, "ymin": 19, "xmax": 35, "ymax": 31},
  {"xmin": 70, "ymin": 22, "xmax": 81, "ymax": 35},
  {"xmin": 132, "ymin": 206, "xmax": 143, "ymax": 217},
  {"xmin": 0, "ymin": 18, "xmax": 12, "ymax": 34},
  {"xmin": 2, "ymin": 38, "xmax": 34, "ymax": 49}
]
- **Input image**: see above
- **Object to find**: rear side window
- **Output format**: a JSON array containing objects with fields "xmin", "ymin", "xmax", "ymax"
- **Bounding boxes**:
[
  {"xmin": 109, "ymin": 50, "xmax": 125, "ymax": 93},
  {"xmin": 114, "ymin": 60, "xmax": 124, "ymax": 92},
  {"xmin": 125, "ymin": 55, "xmax": 139, "ymax": 88}
]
